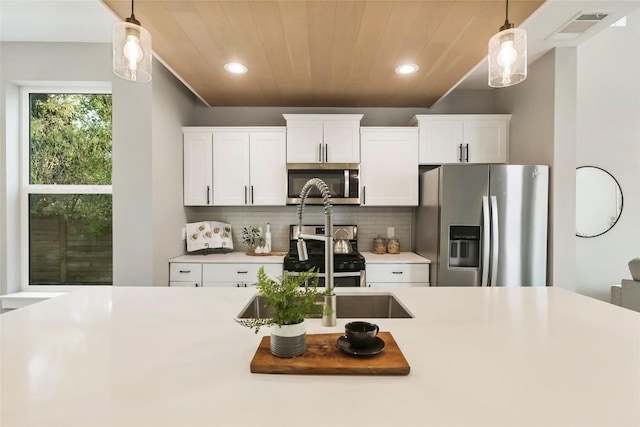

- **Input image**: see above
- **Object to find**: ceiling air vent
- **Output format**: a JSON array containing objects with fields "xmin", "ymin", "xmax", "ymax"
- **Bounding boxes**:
[{"xmin": 547, "ymin": 12, "xmax": 610, "ymax": 41}]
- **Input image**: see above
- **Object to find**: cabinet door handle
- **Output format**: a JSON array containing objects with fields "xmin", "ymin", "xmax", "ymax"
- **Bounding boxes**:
[
  {"xmin": 195, "ymin": 283, "xmax": 199, "ymax": 287},
  {"xmin": 392, "ymin": 271, "xmax": 404, "ymax": 274},
  {"xmin": 458, "ymin": 144, "xmax": 463, "ymax": 162},
  {"xmin": 206, "ymin": 185, "xmax": 211, "ymax": 205},
  {"xmin": 244, "ymin": 186, "xmax": 248, "ymax": 204},
  {"xmin": 251, "ymin": 185, "xmax": 254, "ymax": 204},
  {"xmin": 465, "ymin": 144, "xmax": 469, "ymax": 162},
  {"xmin": 179, "ymin": 270, "xmax": 191, "ymax": 273},
  {"xmin": 362, "ymin": 186, "xmax": 366, "ymax": 205},
  {"xmin": 324, "ymin": 144, "xmax": 328, "ymax": 163},
  {"xmin": 237, "ymin": 271, "xmax": 248, "ymax": 274},
  {"xmin": 318, "ymin": 143, "xmax": 323, "ymax": 162}
]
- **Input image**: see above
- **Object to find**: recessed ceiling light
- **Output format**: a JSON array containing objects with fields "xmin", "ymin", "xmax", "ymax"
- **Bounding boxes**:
[
  {"xmin": 395, "ymin": 64, "xmax": 419, "ymax": 75},
  {"xmin": 224, "ymin": 63, "xmax": 248, "ymax": 74}
]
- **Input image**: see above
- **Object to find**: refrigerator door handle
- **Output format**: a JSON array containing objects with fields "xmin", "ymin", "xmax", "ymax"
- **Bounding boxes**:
[
  {"xmin": 490, "ymin": 196, "xmax": 500, "ymax": 286},
  {"xmin": 481, "ymin": 196, "xmax": 490, "ymax": 287}
]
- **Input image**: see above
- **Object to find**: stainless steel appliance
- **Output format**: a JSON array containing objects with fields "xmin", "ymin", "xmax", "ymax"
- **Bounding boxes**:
[
  {"xmin": 286, "ymin": 163, "xmax": 360, "ymax": 205},
  {"xmin": 415, "ymin": 164, "xmax": 549, "ymax": 287},
  {"xmin": 284, "ymin": 225, "xmax": 365, "ymax": 287}
]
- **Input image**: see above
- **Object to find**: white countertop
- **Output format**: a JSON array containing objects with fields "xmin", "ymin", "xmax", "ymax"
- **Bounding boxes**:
[
  {"xmin": 363, "ymin": 251, "xmax": 431, "ymax": 263},
  {"xmin": 2, "ymin": 287, "xmax": 639, "ymax": 426},
  {"xmin": 169, "ymin": 252, "xmax": 286, "ymax": 263}
]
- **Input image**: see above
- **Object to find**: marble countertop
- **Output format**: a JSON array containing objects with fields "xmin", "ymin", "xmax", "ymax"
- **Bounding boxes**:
[{"xmin": 2, "ymin": 287, "xmax": 639, "ymax": 426}]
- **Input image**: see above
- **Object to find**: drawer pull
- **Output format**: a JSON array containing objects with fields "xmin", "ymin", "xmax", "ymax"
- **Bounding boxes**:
[
  {"xmin": 179, "ymin": 270, "xmax": 191, "ymax": 273},
  {"xmin": 392, "ymin": 271, "xmax": 403, "ymax": 274},
  {"xmin": 237, "ymin": 271, "xmax": 248, "ymax": 274}
]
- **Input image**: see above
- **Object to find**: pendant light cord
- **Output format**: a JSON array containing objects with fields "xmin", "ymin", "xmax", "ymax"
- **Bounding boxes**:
[
  {"xmin": 131, "ymin": 0, "xmax": 136, "ymax": 20},
  {"xmin": 504, "ymin": 0, "xmax": 510, "ymax": 26},
  {"xmin": 500, "ymin": 0, "xmax": 514, "ymax": 31},
  {"xmin": 125, "ymin": 0, "xmax": 140, "ymax": 26}
]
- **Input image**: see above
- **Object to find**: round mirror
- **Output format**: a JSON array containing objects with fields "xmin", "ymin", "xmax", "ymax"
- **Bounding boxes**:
[{"xmin": 576, "ymin": 166, "xmax": 623, "ymax": 238}]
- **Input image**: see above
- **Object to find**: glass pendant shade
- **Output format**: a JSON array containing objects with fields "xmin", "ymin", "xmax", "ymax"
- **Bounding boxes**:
[
  {"xmin": 488, "ymin": 27, "xmax": 526, "ymax": 88},
  {"xmin": 113, "ymin": 21, "xmax": 152, "ymax": 82}
]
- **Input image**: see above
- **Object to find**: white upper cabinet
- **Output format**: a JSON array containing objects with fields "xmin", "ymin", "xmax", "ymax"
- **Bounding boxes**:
[
  {"xmin": 184, "ymin": 132, "xmax": 213, "ymax": 206},
  {"xmin": 411, "ymin": 115, "xmax": 510, "ymax": 164},
  {"xmin": 247, "ymin": 131, "xmax": 287, "ymax": 205},
  {"xmin": 284, "ymin": 114, "xmax": 363, "ymax": 163},
  {"xmin": 360, "ymin": 127, "xmax": 419, "ymax": 206},
  {"xmin": 212, "ymin": 130, "xmax": 251, "ymax": 206},
  {"xmin": 183, "ymin": 127, "xmax": 286, "ymax": 206}
]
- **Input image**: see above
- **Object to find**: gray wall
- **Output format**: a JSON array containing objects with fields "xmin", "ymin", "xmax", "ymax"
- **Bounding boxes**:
[
  {"xmin": 0, "ymin": 42, "xmax": 114, "ymax": 294},
  {"xmin": 112, "ymin": 54, "xmax": 196, "ymax": 287},
  {"xmin": 191, "ymin": 90, "xmax": 497, "ymax": 126},
  {"xmin": 494, "ymin": 47, "xmax": 578, "ymax": 292},
  {"xmin": 575, "ymin": 10, "xmax": 640, "ymax": 301},
  {"xmin": 494, "ymin": 50, "xmax": 560, "ymax": 288},
  {"xmin": 0, "ymin": 42, "xmax": 196, "ymax": 292}
]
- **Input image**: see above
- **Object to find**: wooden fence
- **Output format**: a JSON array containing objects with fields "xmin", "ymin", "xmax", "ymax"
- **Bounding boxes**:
[{"xmin": 30, "ymin": 216, "xmax": 112, "ymax": 285}]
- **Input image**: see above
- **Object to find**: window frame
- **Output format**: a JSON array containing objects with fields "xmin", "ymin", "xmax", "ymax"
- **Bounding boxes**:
[{"xmin": 20, "ymin": 87, "xmax": 113, "ymax": 291}]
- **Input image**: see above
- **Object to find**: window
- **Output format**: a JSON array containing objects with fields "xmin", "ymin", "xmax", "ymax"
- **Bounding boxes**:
[{"xmin": 22, "ymin": 89, "xmax": 113, "ymax": 288}]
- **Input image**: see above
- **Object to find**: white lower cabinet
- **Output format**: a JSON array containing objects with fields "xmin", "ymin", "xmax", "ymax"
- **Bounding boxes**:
[
  {"xmin": 169, "ymin": 263, "xmax": 203, "ymax": 287},
  {"xmin": 169, "ymin": 262, "xmax": 282, "ymax": 287},
  {"xmin": 365, "ymin": 263, "xmax": 429, "ymax": 287},
  {"xmin": 202, "ymin": 263, "xmax": 282, "ymax": 288}
]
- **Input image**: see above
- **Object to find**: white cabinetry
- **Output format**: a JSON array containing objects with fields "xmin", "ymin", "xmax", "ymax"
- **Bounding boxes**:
[
  {"xmin": 360, "ymin": 127, "xmax": 419, "ymax": 206},
  {"xmin": 411, "ymin": 115, "xmax": 510, "ymax": 165},
  {"xmin": 169, "ymin": 260, "xmax": 282, "ymax": 288},
  {"xmin": 284, "ymin": 114, "xmax": 363, "ymax": 163},
  {"xmin": 169, "ymin": 263, "xmax": 202, "ymax": 287},
  {"xmin": 202, "ymin": 263, "xmax": 282, "ymax": 288},
  {"xmin": 366, "ymin": 263, "xmax": 429, "ymax": 287},
  {"xmin": 363, "ymin": 253, "xmax": 430, "ymax": 287},
  {"xmin": 213, "ymin": 128, "xmax": 286, "ymax": 206},
  {"xmin": 183, "ymin": 127, "xmax": 286, "ymax": 206},
  {"xmin": 183, "ymin": 132, "xmax": 213, "ymax": 206}
]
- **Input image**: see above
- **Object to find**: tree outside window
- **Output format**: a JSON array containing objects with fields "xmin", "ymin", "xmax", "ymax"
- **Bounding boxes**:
[{"xmin": 27, "ymin": 92, "xmax": 113, "ymax": 286}]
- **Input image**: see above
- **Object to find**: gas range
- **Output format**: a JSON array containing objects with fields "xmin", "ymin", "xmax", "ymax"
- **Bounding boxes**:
[{"xmin": 283, "ymin": 225, "xmax": 366, "ymax": 287}]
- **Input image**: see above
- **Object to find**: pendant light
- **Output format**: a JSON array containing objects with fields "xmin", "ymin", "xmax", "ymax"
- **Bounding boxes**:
[
  {"xmin": 488, "ymin": 0, "xmax": 526, "ymax": 88},
  {"xmin": 113, "ymin": 0, "xmax": 152, "ymax": 82}
]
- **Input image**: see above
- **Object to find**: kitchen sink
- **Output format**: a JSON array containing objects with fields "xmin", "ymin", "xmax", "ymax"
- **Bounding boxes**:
[{"xmin": 237, "ymin": 293, "xmax": 414, "ymax": 319}]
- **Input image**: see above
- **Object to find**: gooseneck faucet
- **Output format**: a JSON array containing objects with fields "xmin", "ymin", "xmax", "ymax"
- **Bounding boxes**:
[{"xmin": 296, "ymin": 178, "xmax": 336, "ymax": 327}]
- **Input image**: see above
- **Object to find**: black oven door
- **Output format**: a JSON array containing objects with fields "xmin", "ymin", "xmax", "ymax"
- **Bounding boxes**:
[{"xmin": 315, "ymin": 272, "xmax": 365, "ymax": 288}]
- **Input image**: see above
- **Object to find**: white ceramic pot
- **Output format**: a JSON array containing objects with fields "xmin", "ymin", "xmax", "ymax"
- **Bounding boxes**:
[
  {"xmin": 270, "ymin": 321, "xmax": 306, "ymax": 358},
  {"xmin": 629, "ymin": 257, "xmax": 640, "ymax": 281}
]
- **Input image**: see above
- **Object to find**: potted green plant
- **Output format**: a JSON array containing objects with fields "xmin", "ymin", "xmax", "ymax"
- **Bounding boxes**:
[
  {"xmin": 236, "ymin": 266, "xmax": 323, "ymax": 358},
  {"xmin": 241, "ymin": 225, "xmax": 263, "ymax": 254}
]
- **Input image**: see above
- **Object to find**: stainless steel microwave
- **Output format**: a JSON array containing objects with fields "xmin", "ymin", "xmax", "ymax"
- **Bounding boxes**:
[{"xmin": 286, "ymin": 163, "xmax": 360, "ymax": 205}]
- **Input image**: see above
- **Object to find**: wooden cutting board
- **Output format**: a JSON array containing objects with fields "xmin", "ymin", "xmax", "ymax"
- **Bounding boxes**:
[{"xmin": 250, "ymin": 332, "xmax": 410, "ymax": 375}]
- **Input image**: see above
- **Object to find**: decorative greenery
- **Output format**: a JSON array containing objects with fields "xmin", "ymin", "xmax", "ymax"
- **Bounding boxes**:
[
  {"xmin": 29, "ymin": 93, "xmax": 112, "ymax": 240},
  {"xmin": 241, "ymin": 225, "xmax": 263, "ymax": 247},
  {"xmin": 236, "ymin": 266, "xmax": 323, "ymax": 333}
]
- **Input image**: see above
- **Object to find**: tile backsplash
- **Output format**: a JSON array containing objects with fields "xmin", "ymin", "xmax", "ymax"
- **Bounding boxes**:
[{"xmin": 185, "ymin": 206, "xmax": 413, "ymax": 254}]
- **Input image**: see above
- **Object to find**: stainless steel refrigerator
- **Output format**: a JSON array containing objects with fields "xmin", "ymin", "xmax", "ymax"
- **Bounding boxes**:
[{"xmin": 415, "ymin": 165, "xmax": 549, "ymax": 287}]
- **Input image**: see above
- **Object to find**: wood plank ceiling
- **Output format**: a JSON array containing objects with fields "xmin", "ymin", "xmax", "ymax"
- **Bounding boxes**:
[{"xmin": 102, "ymin": 0, "xmax": 545, "ymax": 107}]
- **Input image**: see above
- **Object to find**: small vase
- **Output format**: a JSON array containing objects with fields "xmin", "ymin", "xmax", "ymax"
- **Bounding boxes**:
[{"xmin": 270, "ymin": 321, "xmax": 306, "ymax": 358}]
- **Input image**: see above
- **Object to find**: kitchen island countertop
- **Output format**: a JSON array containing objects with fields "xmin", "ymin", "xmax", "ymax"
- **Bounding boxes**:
[{"xmin": 1, "ymin": 286, "xmax": 639, "ymax": 426}]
